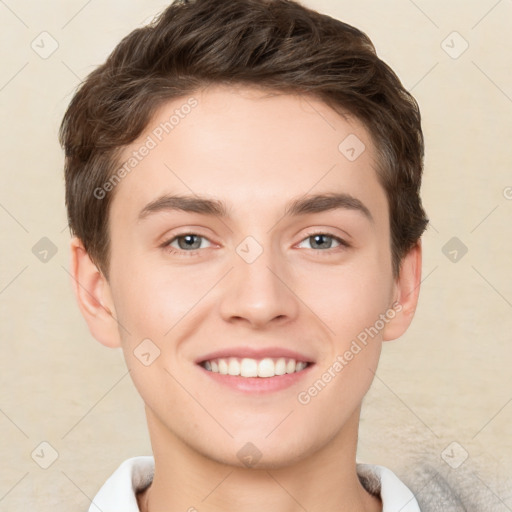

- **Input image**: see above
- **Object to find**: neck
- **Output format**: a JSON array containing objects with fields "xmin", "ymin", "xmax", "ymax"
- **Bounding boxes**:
[{"xmin": 137, "ymin": 407, "xmax": 381, "ymax": 512}]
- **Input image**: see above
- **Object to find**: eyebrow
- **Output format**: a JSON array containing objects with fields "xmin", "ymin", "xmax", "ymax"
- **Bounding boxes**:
[{"xmin": 138, "ymin": 192, "xmax": 373, "ymax": 223}]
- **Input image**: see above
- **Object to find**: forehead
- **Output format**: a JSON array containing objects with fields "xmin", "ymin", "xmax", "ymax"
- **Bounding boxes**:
[{"xmin": 111, "ymin": 84, "xmax": 387, "ymax": 224}]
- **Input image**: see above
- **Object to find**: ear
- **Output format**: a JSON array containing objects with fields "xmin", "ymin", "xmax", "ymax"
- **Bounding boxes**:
[
  {"xmin": 69, "ymin": 237, "xmax": 121, "ymax": 348},
  {"xmin": 382, "ymin": 240, "xmax": 423, "ymax": 341}
]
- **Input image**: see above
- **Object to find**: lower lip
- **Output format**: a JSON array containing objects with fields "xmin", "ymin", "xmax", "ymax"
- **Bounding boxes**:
[{"xmin": 198, "ymin": 364, "xmax": 315, "ymax": 394}]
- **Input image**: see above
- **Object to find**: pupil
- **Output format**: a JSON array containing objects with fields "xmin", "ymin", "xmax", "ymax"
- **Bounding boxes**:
[
  {"xmin": 313, "ymin": 234, "xmax": 330, "ymax": 249},
  {"xmin": 180, "ymin": 235, "xmax": 200, "ymax": 249}
]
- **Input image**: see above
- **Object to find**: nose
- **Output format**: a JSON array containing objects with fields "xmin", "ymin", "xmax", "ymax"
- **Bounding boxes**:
[{"xmin": 218, "ymin": 241, "xmax": 299, "ymax": 329}]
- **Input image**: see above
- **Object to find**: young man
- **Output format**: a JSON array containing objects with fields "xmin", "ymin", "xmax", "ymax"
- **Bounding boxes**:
[{"xmin": 59, "ymin": 0, "xmax": 433, "ymax": 510}]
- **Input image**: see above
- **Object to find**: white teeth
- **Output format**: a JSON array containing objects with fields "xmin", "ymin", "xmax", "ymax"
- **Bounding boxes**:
[
  {"xmin": 258, "ymin": 358, "xmax": 275, "ymax": 378},
  {"xmin": 228, "ymin": 357, "xmax": 240, "ymax": 376},
  {"xmin": 202, "ymin": 357, "xmax": 309, "ymax": 378},
  {"xmin": 274, "ymin": 358, "xmax": 287, "ymax": 375},
  {"xmin": 240, "ymin": 358, "xmax": 258, "ymax": 377},
  {"xmin": 218, "ymin": 359, "xmax": 228, "ymax": 375},
  {"xmin": 296, "ymin": 361, "xmax": 307, "ymax": 372}
]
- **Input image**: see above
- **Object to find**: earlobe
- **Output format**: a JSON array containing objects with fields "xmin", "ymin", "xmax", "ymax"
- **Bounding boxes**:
[
  {"xmin": 69, "ymin": 237, "xmax": 121, "ymax": 348},
  {"xmin": 382, "ymin": 241, "xmax": 423, "ymax": 341}
]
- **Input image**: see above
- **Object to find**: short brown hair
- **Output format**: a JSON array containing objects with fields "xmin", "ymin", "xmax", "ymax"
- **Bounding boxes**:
[{"xmin": 59, "ymin": 0, "xmax": 428, "ymax": 278}]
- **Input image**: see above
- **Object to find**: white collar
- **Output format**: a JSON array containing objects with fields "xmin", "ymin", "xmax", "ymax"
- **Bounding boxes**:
[{"xmin": 89, "ymin": 456, "xmax": 421, "ymax": 512}]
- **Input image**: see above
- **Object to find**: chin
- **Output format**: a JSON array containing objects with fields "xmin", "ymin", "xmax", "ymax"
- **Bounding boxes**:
[{"xmin": 194, "ymin": 429, "xmax": 328, "ymax": 471}]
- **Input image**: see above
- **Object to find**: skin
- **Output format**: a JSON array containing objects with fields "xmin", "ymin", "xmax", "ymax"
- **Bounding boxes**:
[{"xmin": 70, "ymin": 84, "xmax": 422, "ymax": 512}]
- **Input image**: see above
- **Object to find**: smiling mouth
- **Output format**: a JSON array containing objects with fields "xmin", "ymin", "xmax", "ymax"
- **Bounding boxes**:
[{"xmin": 199, "ymin": 357, "xmax": 312, "ymax": 378}]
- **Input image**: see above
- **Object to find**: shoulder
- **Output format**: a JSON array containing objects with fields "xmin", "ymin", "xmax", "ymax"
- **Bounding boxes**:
[
  {"xmin": 88, "ymin": 456, "xmax": 154, "ymax": 512},
  {"xmin": 357, "ymin": 463, "xmax": 419, "ymax": 511},
  {"xmin": 396, "ymin": 459, "xmax": 504, "ymax": 512}
]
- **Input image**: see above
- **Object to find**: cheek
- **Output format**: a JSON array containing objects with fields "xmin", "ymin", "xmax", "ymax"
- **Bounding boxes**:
[
  {"xmin": 108, "ymin": 265, "xmax": 191, "ymax": 416},
  {"xmin": 109, "ymin": 255, "xmax": 211, "ymax": 338},
  {"xmin": 295, "ymin": 258, "xmax": 393, "ymax": 343}
]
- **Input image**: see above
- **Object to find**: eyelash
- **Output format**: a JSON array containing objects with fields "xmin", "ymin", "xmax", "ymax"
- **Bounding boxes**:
[{"xmin": 161, "ymin": 231, "xmax": 350, "ymax": 257}]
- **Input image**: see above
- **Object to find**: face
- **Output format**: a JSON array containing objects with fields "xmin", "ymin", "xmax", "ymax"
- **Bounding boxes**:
[{"xmin": 95, "ymin": 85, "xmax": 411, "ymax": 468}]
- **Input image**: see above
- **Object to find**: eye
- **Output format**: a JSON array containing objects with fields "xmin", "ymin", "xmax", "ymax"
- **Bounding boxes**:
[
  {"xmin": 163, "ymin": 233, "xmax": 212, "ymax": 255},
  {"xmin": 297, "ymin": 232, "xmax": 350, "ymax": 251},
  {"xmin": 161, "ymin": 231, "xmax": 350, "ymax": 257}
]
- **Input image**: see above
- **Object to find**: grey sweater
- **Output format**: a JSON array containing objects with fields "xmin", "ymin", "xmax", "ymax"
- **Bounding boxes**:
[{"xmin": 358, "ymin": 460, "xmax": 510, "ymax": 511}]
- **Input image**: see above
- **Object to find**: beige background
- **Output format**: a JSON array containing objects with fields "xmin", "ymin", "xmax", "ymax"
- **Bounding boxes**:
[{"xmin": 1, "ymin": 0, "xmax": 511, "ymax": 510}]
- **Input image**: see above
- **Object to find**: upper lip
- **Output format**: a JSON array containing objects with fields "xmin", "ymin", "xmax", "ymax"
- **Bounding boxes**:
[{"xmin": 195, "ymin": 347, "xmax": 315, "ymax": 364}]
